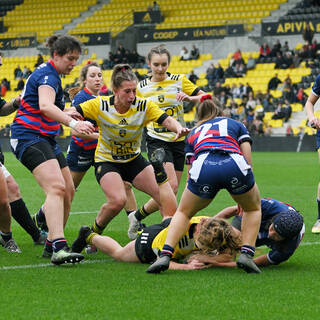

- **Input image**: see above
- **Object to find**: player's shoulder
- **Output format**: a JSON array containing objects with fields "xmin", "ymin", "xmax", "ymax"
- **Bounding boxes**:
[
  {"xmin": 138, "ymin": 77, "xmax": 150, "ymax": 89},
  {"xmin": 167, "ymin": 72, "xmax": 182, "ymax": 81}
]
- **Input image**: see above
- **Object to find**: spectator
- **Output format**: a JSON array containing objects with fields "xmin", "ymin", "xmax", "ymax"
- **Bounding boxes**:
[
  {"xmin": 22, "ymin": 66, "xmax": 32, "ymax": 78},
  {"xmin": 263, "ymin": 90, "xmax": 275, "ymax": 112},
  {"xmin": 0, "ymin": 79, "xmax": 7, "ymax": 97},
  {"xmin": 292, "ymin": 51, "xmax": 301, "ymax": 68},
  {"xmin": 303, "ymin": 24, "xmax": 314, "ymax": 45},
  {"xmin": 190, "ymin": 44, "xmax": 200, "ymax": 60},
  {"xmin": 259, "ymin": 42, "xmax": 270, "ymax": 59},
  {"xmin": 250, "ymin": 118, "xmax": 264, "ymax": 136},
  {"xmin": 113, "ymin": 49, "xmax": 124, "ymax": 64},
  {"xmin": 128, "ymin": 49, "xmax": 146, "ymax": 68},
  {"xmin": 246, "ymin": 55, "xmax": 256, "ymax": 70},
  {"xmin": 275, "ymin": 51, "xmax": 286, "ymax": 69},
  {"xmin": 283, "ymin": 99, "xmax": 292, "ymax": 122},
  {"xmin": 286, "ymin": 124, "xmax": 293, "ymax": 136},
  {"xmin": 272, "ymin": 103, "xmax": 286, "ymax": 120},
  {"xmin": 34, "ymin": 54, "xmax": 44, "ymax": 68},
  {"xmin": 254, "ymin": 105, "xmax": 265, "ymax": 121},
  {"xmin": 152, "ymin": 1, "xmax": 160, "ymax": 11},
  {"xmin": 180, "ymin": 46, "xmax": 190, "ymax": 61},
  {"xmin": 117, "ymin": 44, "xmax": 126, "ymax": 57},
  {"xmin": 231, "ymin": 83, "xmax": 241, "ymax": 98},
  {"xmin": 206, "ymin": 63, "xmax": 216, "ymax": 84},
  {"xmin": 215, "ymin": 63, "xmax": 224, "ymax": 80},
  {"xmin": 102, "ymin": 51, "xmax": 115, "ymax": 70},
  {"xmin": 270, "ymin": 39, "xmax": 282, "ymax": 57},
  {"xmin": 268, "ymin": 74, "xmax": 281, "ymax": 90},
  {"xmin": 296, "ymin": 87, "xmax": 307, "ymax": 105},
  {"xmin": 14, "ymin": 77, "xmax": 24, "ymax": 91},
  {"xmin": 188, "ymin": 70, "xmax": 198, "ymax": 84},
  {"xmin": 14, "ymin": 65, "xmax": 23, "ymax": 79}
]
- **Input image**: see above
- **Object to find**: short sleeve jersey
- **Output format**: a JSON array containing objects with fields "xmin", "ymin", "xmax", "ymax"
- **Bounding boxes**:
[
  {"xmin": 77, "ymin": 95, "xmax": 166, "ymax": 163},
  {"xmin": 71, "ymin": 88, "xmax": 98, "ymax": 150},
  {"xmin": 185, "ymin": 117, "xmax": 252, "ymax": 159},
  {"xmin": 152, "ymin": 216, "xmax": 205, "ymax": 260},
  {"xmin": 136, "ymin": 73, "xmax": 200, "ymax": 142},
  {"xmin": 312, "ymin": 74, "xmax": 320, "ymax": 96},
  {"xmin": 11, "ymin": 60, "xmax": 64, "ymax": 139}
]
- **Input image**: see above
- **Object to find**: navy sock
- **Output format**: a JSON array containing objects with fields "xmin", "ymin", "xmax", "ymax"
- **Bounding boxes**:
[
  {"xmin": 240, "ymin": 245, "xmax": 255, "ymax": 257},
  {"xmin": 10, "ymin": 199, "xmax": 40, "ymax": 242},
  {"xmin": 160, "ymin": 244, "xmax": 174, "ymax": 257},
  {"xmin": 317, "ymin": 199, "xmax": 320, "ymax": 220},
  {"xmin": 45, "ymin": 239, "xmax": 53, "ymax": 253},
  {"xmin": 0, "ymin": 231, "xmax": 12, "ymax": 242},
  {"xmin": 36, "ymin": 207, "xmax": 46, "ymax": 224},
  {"xmin": 52, "ymin": 238, "xmax": 67, "ymax": 253}
]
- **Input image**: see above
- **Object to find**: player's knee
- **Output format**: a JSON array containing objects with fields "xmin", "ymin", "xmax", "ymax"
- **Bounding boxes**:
[
  {"xmin": 6, "ymin": 180, "xmax": 21, "ymax": 199},
  {"xmin": 106, "ymin": 196, "xmax": 127, "ymax": 213},
  {"xmin": 48, "ymin": 182, "xmax": 67, "ymax": 198}
]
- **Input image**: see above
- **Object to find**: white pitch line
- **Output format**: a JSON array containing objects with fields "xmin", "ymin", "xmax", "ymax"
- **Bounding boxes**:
[
  {"xmin": 2, "ymin": 242, "xmax": 320, "ymax": 271},
  {"xmin": 69, "ymin": 211, "xmax": 99, "ymax": 215}
]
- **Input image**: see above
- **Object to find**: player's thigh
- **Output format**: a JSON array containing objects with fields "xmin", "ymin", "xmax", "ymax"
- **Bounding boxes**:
[
  {"xmin": 100, "ymin": 171, "xmax": 127, "ymax": 203},
  {"xmin": 231, "ymin": 183, "xmax": 261, "ymax": 212}
]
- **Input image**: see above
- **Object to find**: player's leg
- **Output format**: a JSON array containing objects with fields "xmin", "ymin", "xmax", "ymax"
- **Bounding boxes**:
[
  {"xmin": 70, "ymin": 170, "xmax": 87, "ymax": 189},
  {"xmin": 312, "ymin": 145, "xmax": 320, "ymax": 232}
]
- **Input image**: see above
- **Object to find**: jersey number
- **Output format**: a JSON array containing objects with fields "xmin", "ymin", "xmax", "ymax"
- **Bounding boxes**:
[{"xmin": 196, "ymin": 119, "xmax": 228, "ymax": 143}]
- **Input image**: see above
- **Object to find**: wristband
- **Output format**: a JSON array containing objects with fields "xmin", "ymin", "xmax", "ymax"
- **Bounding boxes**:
[{"xmin": 69, "ymin": 119, "xmax": 78, "ymax": 129}]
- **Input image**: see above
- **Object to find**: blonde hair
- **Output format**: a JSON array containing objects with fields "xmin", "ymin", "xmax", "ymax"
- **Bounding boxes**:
[
  {"xmin": 196, "ymin": 96, "xmax": 223, "ymax": 127},
  {"xmin": 194, "ymin": 218, "xmax": 241, "ymax": 256}
]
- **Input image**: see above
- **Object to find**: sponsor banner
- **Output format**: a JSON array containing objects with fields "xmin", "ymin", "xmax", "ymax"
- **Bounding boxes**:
[
  {"xmin": 72, "ymin": 33, "xmax": 110, "ymax": 45},
  {"xmin": 138, "ymin": 25, "xmax": 227, "ymax": 42},
  {"xmin": 0, "ymin": 36, "xmax": 37, "ymax": 49},
  {"xmin": 134, "ymin": 11, "xmax": 162, "ymax": 24},
  {"xmin": 262, "ymin": 19, "xmax": 320, "ymax": 36}
]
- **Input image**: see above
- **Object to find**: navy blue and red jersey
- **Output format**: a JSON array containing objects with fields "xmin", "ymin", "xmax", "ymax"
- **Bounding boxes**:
[
  {"xmin": 185, "ymin": 117, "xmax": 252, "ymax": 159},
  {"xmin": 70, "ymin": 88, "xmax": 98, "ymax": 150},
  {"xmin": 257, "ymin": 198, "xmax": 304, "ymax": 264},
  {"xmin": 11, "ymin": 60, "xmax": 64, "ymax": 140}
]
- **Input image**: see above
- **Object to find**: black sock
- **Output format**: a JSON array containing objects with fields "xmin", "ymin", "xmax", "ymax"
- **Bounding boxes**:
[
  {"xmin": 92, "ymin": 220, "xmax": 105, "ymax": 235},
  {"xmin": 45, "ymin": 239, "xmax": 53, "ymax": 253},
  {"xmin": 125, "ymin": 210, "xmax": 134, "ymax": 217},
  {"xmin": 317, "ymin": 199, "xmax": 320, "ymax": 220},
  {"xmin": 1, "ymin": 231, "xmax": 12, "ymax": 242},
  {"xmin": 35, "ymin": 207, "xmax": 46, "ymax": 224},
  {"xmin": 10, "ymin": 199, "xmax": 40, "ymax": 242},
  {"xmin": 134, "ymin": 206, "xmax": 149, "ymax": 221},
  {"xmin": 52, "ymin": 238, "xmax": 67, "ymax": 253}
]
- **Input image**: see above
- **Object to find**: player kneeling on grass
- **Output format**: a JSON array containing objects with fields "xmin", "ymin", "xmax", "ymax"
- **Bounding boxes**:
[{"xmin": 188, "ymin": 199, "xmax": 304, "ymax": 268}]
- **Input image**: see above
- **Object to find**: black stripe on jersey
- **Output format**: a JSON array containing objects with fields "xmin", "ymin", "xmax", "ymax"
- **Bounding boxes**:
[
  {"xmin": 170, "ymin": 74, "xmax": 180, "ymax": 81},
  {"xmin": 101, "ymin": 100, "xmax": 109, "ymax": 111},
  {"xmin": 191, "ymin": 87, "xmax": 201, "ymax": 96},
  {"xmin": 139, "ymin": 79, "xmax": 148, "ymax": 88},
  {"xmin": 137, "ymin": 99, "xmax": 147, "ymax": 111},
  {"xmin": 157, "ymin": 113, "xmax": 169, "ymax": 124},
  {"xmin": 110, "ymin": 96, "xmax": 115, "ymax": 105},
  {"xmin": 188, "ymin": 223, "xmax": 197, "ymax": 239},
  {"xmin": 75, "ymin": 105, "xmax": 84, "ymax": 117}
]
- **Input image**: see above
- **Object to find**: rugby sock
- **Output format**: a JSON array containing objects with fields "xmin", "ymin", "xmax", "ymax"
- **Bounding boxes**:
[
  {"xmin": 86, "ymin": 232, "xmax": 98, "ymax": 245},
  {"xmin": 0, "ymin": 231, "xmax": 12, "ymax": 242},
  {"xmin": 45, "ymin": 239, "xmax": 53, "ymax": 254},
  {"xmin": 36, "ymin": 207, "xmax": 46, "ymax": 224},
  {"xmin": 52, "ymin": 238, "xmax": 67, "ymax": 253},
  {"xmin": 240, "ymin": 245, "xmax": 255, "ymax": 257},
  {"xmin": 134, "ymin": 206, "xmax": 150, "ymax": 221},
  {"xmin": 10, "ymin": 199, "xmax": 40, "ymax": 242},
  {"xmin": 317, "ymin": 199, "xmax": 320, "ymax": 220},
  {"xmin": 160, "ymin": 244, "xmax": 174, "ymax": 257},
  {"xmin": 126, "ymin": 210, "xmax": 134, "ymax": 217},
  {"xmin": 92, "ymin": 220, "xmax": 104, "ymax": 235}
]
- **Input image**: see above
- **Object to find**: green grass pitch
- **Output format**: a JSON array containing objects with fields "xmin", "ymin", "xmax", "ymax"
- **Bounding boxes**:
[{"xmin": 1, "ymin": 152, "xmax": 319, "ymax": 320}]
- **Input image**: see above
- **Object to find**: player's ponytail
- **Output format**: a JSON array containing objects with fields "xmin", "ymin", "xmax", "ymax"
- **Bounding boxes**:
[{"xmin": 196, "ymin": 95, "xmax": 223, "ymax": 127}]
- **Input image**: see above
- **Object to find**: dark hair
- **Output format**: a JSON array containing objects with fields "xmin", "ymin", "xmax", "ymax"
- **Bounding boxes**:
[
  {"xmin": 111, "ymin": 64, "xmax": 137, "ymax": 91},
  {"xmin": 196, "ymin": 95, "xmax": 223, "ymax": 126},
  {"xmin": 46, "ymin": 34, "xmax": 82, "ymax": 57},
  {"xmin": 147, "ymin": 45, "xmax": 171, "ymax": 64}
]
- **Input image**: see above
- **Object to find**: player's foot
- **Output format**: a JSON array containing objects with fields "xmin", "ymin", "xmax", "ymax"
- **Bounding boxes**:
[
  {"xmin": 236, "ymin": 253, "xmax": 261, "ymax": 274},
  {"xmin": 32, "ymin": 213, "xmax": 48, "ymax": 232},
  {"xmin": 72, "ymin": 226, "xmax": 92, "ymax": 253},
  {"xmin": 42, "ymin": 247, "xmax": 53, "ymax": 258},
  {"xmin": 1, "ymin": 238, "xmax": 21, "ymax": 253},
  {"xmin": 128, "ymin": 211, "xmax": 145, "ymax": 240},
  {"xmin": 51, "ymin": 247, "xmax": 84, "ymax": 265},
  {"xmin": 146, "ymin": 255, "xmax": 170, "ymax": 274},
  {"xmin": 312, "ymin": 219, "xmax": 320, "ymax": 233},
  {"xmin": 150, "ymin": 148, "xmax": 167, "ymax": 184},
  {"xmin": 34, "ymin": 230, "xmax": 48, "ymax": 245}
]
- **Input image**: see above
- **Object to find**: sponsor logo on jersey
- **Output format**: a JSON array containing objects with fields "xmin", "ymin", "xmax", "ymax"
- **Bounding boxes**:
[
  {"xmin": 158, "ymin": 94, "xmax": 164, "ymax": 103},
  {"xmin": 119, "ymin": 118, "xmax": 128, "ymax": 125}
]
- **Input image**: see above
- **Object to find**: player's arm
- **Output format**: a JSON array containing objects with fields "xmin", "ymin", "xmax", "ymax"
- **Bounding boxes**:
[
  {"xmin": 214, "ymin": 206, "xmax": 239, "ymax": 219},
  {"xmin": 176, "ymin": 90, "xmax": 206, "ymax": 103},
  {"xmin": 305, "ymin": 91, "xmax": 320, "ymax": 128},
  {"xmin": 239, "ymin": 141, "xmax": 252, "ymax": 166},
  {"xmin": 188, "ymin": 253, "xmax": 237, "ymax": 268},
  {"xmin": 168, "ymin": 259, "xmax": 208, "ymax": 270},
  {"xmin": 0, "ymin": 97, "xmax": 20, "ymax": 116},
  {"xmin": 38, "ymin": 86, "xmax": 94, "ymax": 134},
  {"xmin": 70, "ymin": 128, "xmax": 99, "ymax": 140},
  {"xmin": 161, "ymin": 116, "xmax": 190, "ymax": 141},
  {"xmin": 253, "ymin": 254, "xmax": 271, "ymax": 267}
]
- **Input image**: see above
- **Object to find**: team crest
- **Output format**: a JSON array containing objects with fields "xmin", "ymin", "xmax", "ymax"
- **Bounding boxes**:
[
  {"xmin": 97, "ymin": 165, "xmax": 102, "ymax": 174},
  {"xmin": 119, "ymin": 129, "xmax": 126, "ymax": 137},
  {"xmin": 158, "ymin": 95, "xmax": 165, "ymax": 103},
  {"xmin": 156, "ymin": 86, "xmax": 163, "ymax": 91}
]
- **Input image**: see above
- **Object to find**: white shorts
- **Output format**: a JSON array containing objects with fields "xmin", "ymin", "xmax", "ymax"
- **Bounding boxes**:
[{"xmin": 0, "ymin": 163, "xmax": 11, "ymax": 179}]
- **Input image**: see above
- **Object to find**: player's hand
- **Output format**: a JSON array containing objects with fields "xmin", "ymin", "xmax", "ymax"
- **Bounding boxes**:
[
  {"xmin": 308, "ymin": 117, "xmax": 320, "ymax": 129},
  {"xmin": 64, "ymin": 107, "xmax": 84, "ymax": 120},
  {"xmin": 173, "ymin": 127, "xmax": 190, "ymax": 141},
  {"xmin": 176, "ymin": 92, "xmax": 191, "ymax": 102},
  {"xmin": 73, "ymin": 121, "xmax": 95, "ymax": 135},
  {"xmin": 186, "ymin": 259, "xmax": 208, "ymax": 270}
]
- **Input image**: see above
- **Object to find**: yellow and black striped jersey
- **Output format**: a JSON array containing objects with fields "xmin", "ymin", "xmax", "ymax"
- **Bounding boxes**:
[
  {"xmin": 77, "ymin": 95, "xmax": 166, "ymax": 163},
  {"xmin": 152, "ymin": 216, "xmax": 205, "ymax": 260},
  {"xmin": 136, "ymin": 73, "xmax": 200, "ymax": 142}
]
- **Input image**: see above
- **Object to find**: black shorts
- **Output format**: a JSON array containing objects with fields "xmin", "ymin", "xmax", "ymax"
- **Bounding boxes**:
[
  {"xmin": 21, "ymin": 140, "xmax": 67, "ymax": 172},
  {"xmin": 94, "ymin": 153, "xmax": 150, "ymax": 184},
  {"xmin": 146, "ymin": 135, "xmax": 185, "ymax": 171},
  {"xmin": 135, "ymin": 218, "xmax": 171, "ymax": 264}
]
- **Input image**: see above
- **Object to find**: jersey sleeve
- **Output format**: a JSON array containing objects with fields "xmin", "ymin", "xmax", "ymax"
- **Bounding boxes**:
[
  {"xmin": 145, "ymin": 99, "xmax": 167, "ymax": 124},
  {"xmin": 77, "ymin": 97, "xmax": 100, "ymax": 122},
  {"xmin": 182, "ymin": 75, "xmax": 201, "ymax": 96},
  {"xmin": 38, "ymin": 73, "xmax": 60, "ymax": 93},
  {"xmin": 0, "ymin": 97, "xmax": 6, "ymax": 109},
  {"xmin": 237, "ymin": 121, "xmax": 252, "ymax": 145},
  {"xmin": 312, "ymin": 74, "xmax": 320, "ymax": 97},
  {"xmin": 185, "ymin": 131, "xmax": 195, "ymax": 163}
]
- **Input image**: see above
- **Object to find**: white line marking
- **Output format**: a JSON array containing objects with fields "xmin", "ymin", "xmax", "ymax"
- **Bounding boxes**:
[{"xmin": 69, "ymin": 211, "xmax": 99, "ymax": 215}]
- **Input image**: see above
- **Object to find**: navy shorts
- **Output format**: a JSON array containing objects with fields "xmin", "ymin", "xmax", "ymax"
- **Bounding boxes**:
[
  {"xmin": 316, "ymin": 130, "xmax": 320, "ymax": 150},
  {"xmin": 94, "ymin": 153, "xmax": 150, "ymax": 184},
  {"xmin": 10, "ymin": 136, "xmax": 66, "ymax": 172},
  {"xmin": 67, "ymin": 140, "xmax": 95, "ymax": 172},
  {"xmin": 146, "ymin": 135, "xmax": 185, "ymax": 171},
  {"xmin": 187, "ymin": 151, "xmax": 255, "ymax": 199}
]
